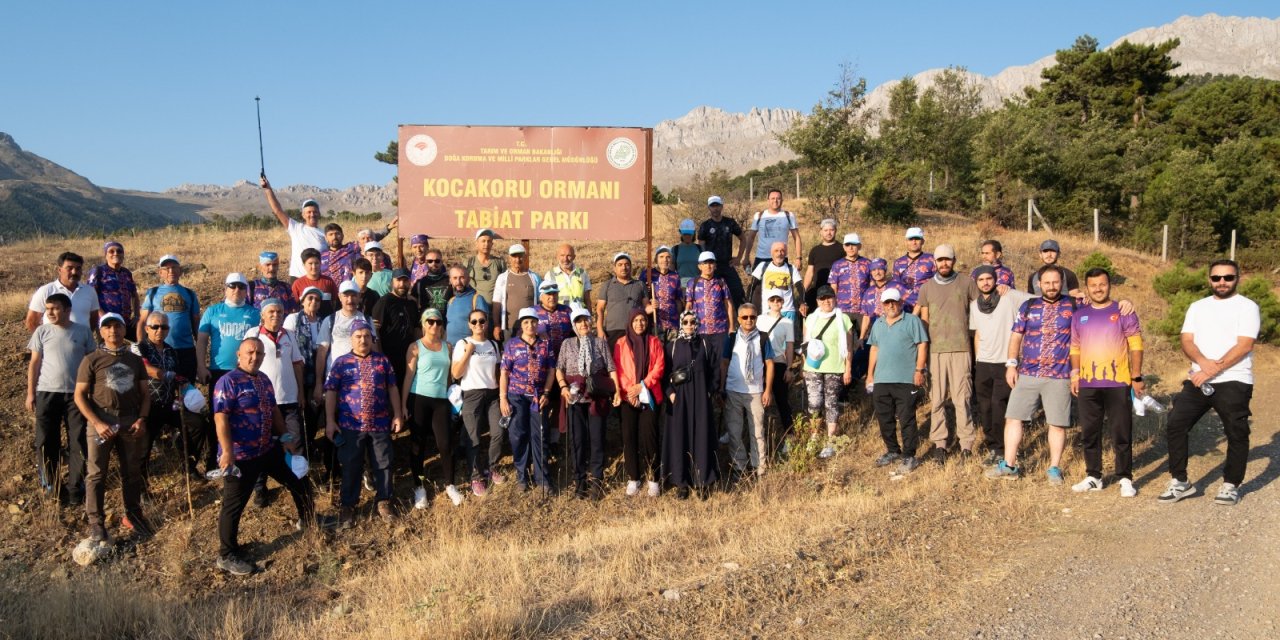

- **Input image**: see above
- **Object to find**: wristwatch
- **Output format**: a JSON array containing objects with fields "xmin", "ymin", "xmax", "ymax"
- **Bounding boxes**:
[
  {"xmin": 916, "ymin": 368, "xmax": 928, "ymax": 373},
  {"xmin": 1131, "ymin": 376, "xmax": 1144, "ymax": 383},
  {"xmin": 1005, "ymin": 358, "xmax": 1018, "ymax": 368}
]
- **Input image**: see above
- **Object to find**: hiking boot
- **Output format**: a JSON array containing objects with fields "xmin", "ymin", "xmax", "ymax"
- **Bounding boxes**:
[
  {"xmin": 895, "ymin": 456, "xmax": 921, "ymax": 475},
  {"xmin": 216, "ymin": 554, "xmax": 256, "ymax": 576},
  {"xmin": 929, "ymin": 448, "xmax": 947, "ymax": 466},
  {"xmin": 675, "ymin": 486, "xmax": 691, "ymax": 500},
  {"xmin": 1072, "ymin": 476, "xmax": 1103, "ymax": 493},
  {"xmin": 1214, "ymin": 482, "xmax": 1239, "ymax": 506},
  {"xmin": 1046, "ymin": 466, "xmax": 1065, "ymax": 486},
  {"xmin": 958, "ymin": 449, "xmax": 973, "ymax": 464},
  {"xmin": 1118, "ymin": 478, "xmax": 1137, "ymax": 498},
  {"xmin": 338, "ymin": 506, "xmax": 355, "ymax": 530},
  {"xmin": 88, "ymin": 523, "xmax": 110, "ymax": 543},
  {"xmin": 412, "ymin": 486, "xmax": 430, "ymax": 510},
  {"xmin": 1157, "ymin": 479, "xmax": 1197, "ymax": 503},
  {"xmin": 376, "ymin": 501, "xmax": 396, "ymax": 522},
  {"xmin": 874, "ymin": 452, "xmax": 901, "ymax": 467},
  {"xmin": 471, "ymin": 480, "xmax": 488, "ymax": 497},
  {"xmin": 253, "ymin": 488, "xmax": 270, "ymax": 509},
  {"xmin": 574, "ymin": 481, "xmax": 589, "ymax": 500},
  {"xmin": 124, "ymin": 514, "xmax": 156, "ymax": 539},
  {"xmin": 445, "ymin": 485, "xmax": 464, "ymax": 506},
  {"xmin": 984, "ymin": 460, "xmax": 1020, "ymax": 480}
]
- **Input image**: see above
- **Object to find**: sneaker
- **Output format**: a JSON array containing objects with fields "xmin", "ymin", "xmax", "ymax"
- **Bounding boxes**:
[
  {"xmin": 1118, "ymin": 478, "xmax": 1137, "ymax": 498},
  {"xmin": 818, "ymin": 446, "xmax": 836, "ymax": 459},
  {"xmin": 574, "ymin": 481, "xmax": 589, "ymax": 500},
  {"xmin": 295, "ymin": 514, "xmax": 339, "ymax": 531},
  {"xmin": 88, "ymin": 523, "xmax": 110, "ymax": 543},
  {"xmin": 445, "ymin": 485, "xmax": 464, "ymax": 506},
  {"xmin": 1046, "ymin": 466, "xmax": 1065, "ymax": 486},
  {"xmin": 377, "ymin": 501, "xmax": 396, "ymax": 522},
  {"xmin": 625, "ymin": 481, "xmax": 640, "ymax": 496},
  {"xmin": 1157, "ymin": 479, "xmax": 1197, "ymax": 503},
  {"xmin": 895, "ymin": 457, "xmax": 921, "ymax": 475},
  {"xmin": 121, "ymin": 514, "xmax": 135, "ymax": 531},
  {"xmin": 646, "ymin": 481, "xmax": 660, "ymax": 498},
  {"xmin": 488, "ymin": 471, "xmax": 506, "ymax": 486},
  {"xmin": 216, "ymin": 554, "xmax": 256, "ymax": 576},
  {"xmin": 338, "ymin": 506, "xmax": 355, "ymax": 530},
  {"xmin": 471, "ymin": 480, "xmax": 488, "ymax": 497},
  {"xmin": 1214, "ymin": 482, "xmax": 1239, "ymax": 506},
  {"xmin": 1072, "ymin": 476, "xmax": 1103, "ymax": 493},
  {"xmin": 125, "ymin": 514, "xmax": 155, "ymax": 539},
  {"xmin": 982, "ymin": 450, "xmax": 1001, "ymax": 466},
  {"xmin": 929, "ymin": 448, "xmax": 947, "ymax": 466},
  {"xmin": 363, "ymin": 473, "xmax": 375, "ymax": 492},
  {"xmin": 675, "ymin": 487, "xmax": 690, "ymax": 500},
  {"xmin": 253, "ymin": 488, "xmax": 270, "ymax": 509},
  {"xmin": 719, "ymin": 432, "xmax": 731, "ymax": 446},
  {"xmin": 412, "ymin": 486, "xmax": 430, "ymax": 510},
  {"xmin": 874, "ymin": 452, "xmax": 901, "ymax": 467},
  {"xmin": 984, "ymin": 460, "xmax": 1020, "ymax": 480}
]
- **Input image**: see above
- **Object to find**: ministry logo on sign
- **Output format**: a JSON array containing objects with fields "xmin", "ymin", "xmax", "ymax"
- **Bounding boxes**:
[
  {"xmin": 405, "ymin": 134, "xmax": 438, "ymax": 167},
  {"xmin": 606, "ymin": 137, "xmax": 637, "ymax": 170}
]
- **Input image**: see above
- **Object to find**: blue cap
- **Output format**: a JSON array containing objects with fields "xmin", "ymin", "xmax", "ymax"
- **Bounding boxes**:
[{"xmin": 259, "ymin": 251, "xmax": 278, "ymax": 263}]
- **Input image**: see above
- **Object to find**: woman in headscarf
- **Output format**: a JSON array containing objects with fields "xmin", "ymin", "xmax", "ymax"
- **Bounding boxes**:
[
  {"xmin": 613, "ymin": 308, "xmax": 665, "ymax": 497},
  {"xmin": 554, "ymin": 309, "xmax": 621, "ymax": 499},
  {"xmin": 662, "ymin": 310, "xmax": 721, "ymax": 499}
]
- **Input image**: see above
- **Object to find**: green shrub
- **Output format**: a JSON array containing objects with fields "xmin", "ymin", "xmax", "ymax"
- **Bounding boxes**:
[
  {"xmin": 1152, "ymin": 262, "xmax": 1208, "ymax": 300},
  {"xmin": 1239, "ymin": 276, "xmax": 1280, "ymax": 343},
  {"xmin": 1076, "ymin": 251, "xmax": 1116, "ymax": 279},
  {"xmin": 862, "ymin": 183, "xmax": 916, "ymax": 224}
]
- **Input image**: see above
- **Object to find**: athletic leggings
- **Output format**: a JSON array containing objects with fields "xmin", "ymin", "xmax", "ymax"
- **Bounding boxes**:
[
  {"xmin": 620, "ymin": 402, "xmax": 659, "ymax": 482},
  {"xmin": 410, "ymin": 394, "xmax": 454, "ymax": 488}
]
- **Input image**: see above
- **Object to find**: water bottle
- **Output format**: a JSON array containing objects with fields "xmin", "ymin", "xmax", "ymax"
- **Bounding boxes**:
[
  {"xmin": 498, "ymin": 415, "xmax": 512, "ymax": 430},
  {"xmin": 1201, "ymin": 382, "xmax": 1215, "ymax": 396},
  {"xmin": 1142, "ymin": 395, "xmax": 1166, "ymax": 413},
  {"xmin": 206, "ymin": 465, "xmax": 242, "ymax": 480},
  {"xmin": 95, "ymin": 423, "xmax": 120, "ymax": 445},
  {"xmin": 865, "ymin": 383, "xmax": 874, "ymax": 395}
]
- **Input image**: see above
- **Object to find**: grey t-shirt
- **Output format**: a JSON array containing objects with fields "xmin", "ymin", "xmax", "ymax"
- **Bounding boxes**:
[
  {"xmin": 916, "ymin": 276, "xmax": 978, "ymax": 353},
  {"xmin": 28, "ymin": 322, "xmax": 95, "ymax": 393},
  {"xmin": 597, "ymin": 278, "xmax": 647, "ymax": 333},
  {"xmin": 969, "ymin": 290, "xmax": 1035, "ymax": 364}
]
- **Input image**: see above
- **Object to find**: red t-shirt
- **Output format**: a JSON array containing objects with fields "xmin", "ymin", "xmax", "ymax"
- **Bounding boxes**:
[{"xmin": 292, "ymin": 275, "xmax": 339, "ymax": 303}]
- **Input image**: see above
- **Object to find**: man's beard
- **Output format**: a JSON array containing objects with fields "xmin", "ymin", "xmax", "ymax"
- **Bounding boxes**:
[{"xmin": 1213, "ymin": 283, "xmax": 1238, "ymax": 299}]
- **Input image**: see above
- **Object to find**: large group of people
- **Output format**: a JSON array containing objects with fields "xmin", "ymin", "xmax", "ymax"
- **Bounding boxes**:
[{"xmin": 22, "ymin": 182, "xmax": 1260, "ymax": 576}]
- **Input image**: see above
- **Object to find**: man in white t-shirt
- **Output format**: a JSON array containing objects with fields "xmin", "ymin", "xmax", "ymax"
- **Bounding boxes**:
[
  {"xmin": 968, "ymin": 266, "xmax": 1034, "ymax": 465},
  {"xmin": 749, "ymin": 242, "xmax": 806, "ymax": 323},
  {"xmin": 26, "ymin": 251, "xmax": 101, "ymax": 332},
  {"xmin": 1159, "ymin": 259, "xmax": 1260, "ymax": 506},
  {"xmin": 739, "ymin": 189, "xmax": 802, "ymax": 272},
  {"xmin": 261, "ymin": 175, "xmax": 325, "ymax": 279},
  {"xmin": 312, "ymin": 281, "xmax": 377, "ymax": 405}
]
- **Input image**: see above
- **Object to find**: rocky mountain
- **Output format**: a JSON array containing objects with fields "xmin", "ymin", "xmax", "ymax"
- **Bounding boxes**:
[
  {"xmin": 146, "ymin": 180, "xmax": 396, "ymax": 217},
  {"xmin": 651, "ymin": 106, "xmax": 802, "ymax": 191},
  {"xmin": 0, "ymin": 133, "xmax": 204, "ymax": 242}
]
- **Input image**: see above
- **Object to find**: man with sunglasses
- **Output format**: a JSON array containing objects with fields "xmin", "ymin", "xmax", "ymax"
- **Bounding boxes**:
[
  {"xmin": 87, "ymin": 241, "xmax": 139, "ymax": 342},
  {"xmin": 1159, "ymin": 260, "xmax": 1260, "ymax": 506},
  {"xmin": 196, "ymin": 273, "xmax": 262, "ymax": 473},
  {"xmin": 410, "ymin": 249, "xmax": 450, "ymax": 315},
  {"xmin": 132, "ymin": 312, "xmax": 183, "ymax": 489},
  {"xmin": 243, "ymin": 299, "xmax": 306, "ymax": 508},
  {"xmin": 372, "ymin": 269, "xmax": 422, "ymax": 387},
  {"xmin": 137, "ymin": 255, "xmax": 205, "ymax": 476},
  {"xmin": 721, "ymin": 303, "xmax": 775, "ymax": 478},
  {"xmin": 445, "ymin": 266, "xmax": 491, "ymax": 345}
]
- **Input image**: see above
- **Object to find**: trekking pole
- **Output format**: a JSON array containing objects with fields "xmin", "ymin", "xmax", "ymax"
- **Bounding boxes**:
[{"xmin": 180, "ymin": 405, "xmax": 194, "ymax": 518}]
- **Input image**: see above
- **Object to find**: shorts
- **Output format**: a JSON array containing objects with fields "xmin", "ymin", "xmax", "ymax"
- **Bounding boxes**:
[{"xmin": 1005, "ymin": 375, "xmax": 1072, "ymax": 427}]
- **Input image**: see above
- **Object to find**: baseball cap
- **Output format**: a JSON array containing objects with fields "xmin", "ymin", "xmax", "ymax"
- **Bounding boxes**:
[
  {"xmin": 934, "ymin": 244, "xmax": 956, "ymax": 260},
  {"xmin": 339, "ymin": 280, "xmax": 360, "ymax": 294},
  {"xmin": 679, "ymin": 219, "xmax": 696, "ymax": 234},
  {"xmin": 508, "ymin": 243, "xmax": 527, "ymax": 256},
  {"xmin": 767, "ymin": 292, "xmax": 784, "ymax": 301},
  {"xmin": 1040, "ymin": 239, "xmax": 1061, "ymax": 252},
  {"xmin": 816, "ymin": 285, "xmax": 835, "ymax": 299},
  {"xmin": 820, "ymin": 218, "xmax": 837, "ymax": 230},
  {"xmin": 870, "ymin": 258, "xmax": 888, "ymax": 270},
  {"xmin": 475, "ymin": 228, "xmax": 495, "ymax": 239},
  {"xmin": 905, "ymin": 227, "xmax": 925, "ymax": 240},
  {"xmin": 698, "ymin": 251, "xmax": 717, "ymax": 263},
  {"xmin": 363, "ymin": 241, "xmax": 384, "ymax": 253},
  {"xmin": 258, "ymin": 251, "xmax": 278, "ymax": 263},
  {"xmin": 224, "ymin": 272, "xmax": 248, "ymax": 286},
  {"xmin": 391, "ymin": 268, "xmax": 411, "ymax": 280},
  {"xmin": 410, "ymin": 234, "xmax": 429, "ymax": 245},
  {"xmin": 570, "ymin": 308, "xmax": 592, "ymax": 323},
  {"xmin": 707, "ymin": 196, "xmax": 723, "ymax": 206},
  {"xmin": 517, "ymin": 307, "xmax": 539, "ymax": 322},
  {"xmin": 539, "ymin": 281, "xmax": 560, "ymax": 295},
  {"xmin": 98, "ymin": 312, "xmax": 125, "ymax": 328},
  {"xmin": 842, "ymin": 233, "xmax": 862, "ymax": 245},
  {"xmin": 157, "ymin": 254, "xmax": 180, "ymax": 267},
  {"xmin": 654, "ymin": 245, "xmax": 671, "ymax": 257},
  {"xmin": 881, "ymin": 288, "xmax": 902, "ymax": 303},
  {"xmin": 613, "ymin": 252, "xmax": 631, "ymax": 263},
  {"xmin": 300, "ymin": 286, "xmax": 323, "ymax": 300},
  {"xmin": 301, "ymin": 199, "xmax": 320, "ymax": 210}
]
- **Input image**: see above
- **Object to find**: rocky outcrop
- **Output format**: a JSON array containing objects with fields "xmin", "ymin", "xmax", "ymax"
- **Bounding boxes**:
[{"xmin": 652, "ymin": 106, "xmax": 801, "ymax": 191}]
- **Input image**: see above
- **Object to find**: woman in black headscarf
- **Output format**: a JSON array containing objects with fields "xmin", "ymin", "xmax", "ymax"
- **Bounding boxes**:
[
  {"xmin": 613, "ymin": 308, "xmax": 665, "ymax": 497},
  {"xmin": 662, "ymin": 310, "xmax": 721, "ymax": 499}
]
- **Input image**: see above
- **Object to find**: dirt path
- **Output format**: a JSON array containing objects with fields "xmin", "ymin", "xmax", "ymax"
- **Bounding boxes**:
[{"xmin": 930, "ymin": 375, "xmax": 1280, "ymax": 640}]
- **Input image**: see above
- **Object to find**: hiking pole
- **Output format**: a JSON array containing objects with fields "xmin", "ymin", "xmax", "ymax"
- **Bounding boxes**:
[
  {"xmin": 180, "ymin": 406, "xmax": 194, "ymax": 518},
  {"xmin": 255, "ymin": 96, "xmax": 265, "ymax": 180}
]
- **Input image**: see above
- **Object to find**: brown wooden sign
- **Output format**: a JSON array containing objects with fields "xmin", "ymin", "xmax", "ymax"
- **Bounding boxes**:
[{"xmin": 398, "ymin": 125, "xmax": 651, "ymax": 241}]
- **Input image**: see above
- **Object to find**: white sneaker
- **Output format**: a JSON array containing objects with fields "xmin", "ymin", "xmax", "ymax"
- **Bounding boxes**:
[
  {"xmin": 818, "ymin": 446, "xmax": 835, "ymax": 459},
  {"xmin": 718, "ymin": 432, "xmax": 731, "ymax": 445},
  {"xmin": 625, "ymin": 481, "xmax": 640, "ymax": 496},
  {"xmin": 444, "ymin": 484, "xmax": 464, "ymax": 507},
  {"xmin": 1214, "ymin": 482, "xmax": 1239, "ymax": 505},
  {"xmin": 1071, "ymin": 476, "xmax": 1103, "ymax": 493},
  {"xmin": 1118, "ymin": 478, "xmax": 1137, "ymax": 498},
  {"xmin": 646, "ymin": 481, "xmax": 660, "ymax": 497},
  {"xmin": 412, "ymin": 486, "xmax": 429, "ymax": 510}
]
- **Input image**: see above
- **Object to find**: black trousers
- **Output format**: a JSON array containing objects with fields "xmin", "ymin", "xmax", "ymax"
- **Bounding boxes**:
[
  {"xmin": 33, "ymin": 391, "xmax": 87, "ymax": 497},
  {"xmin": 716, "ymin": 262, "xmax": 746, "ymax": 308},
  {"xmin": 1166, "ymin": 380, "xmax": 1253, "ymax": 485},
  {"xmin": 195, "ymin": 369, "xmax": 230, "ymax": 470},
  {"xmin": 142, "ymin": 398, "xmax": 179, "ymax": 484},
  {"xmin": 218, "ymin": 446, "xmax": 314, "ymax": 558},
  {"xmin": 460, "ymin": 388, "xmax": 503, "ymax": 480},
  {"xmin": 873, "ymin": 383, "xmax": 920, "ymax": 457},
  {"xmin": 253, "ymin": 403, "xmax": 303, "ymax": 492},
  {"xmin": 772, "ymin": 369, "xmax": 794, "ymax": 434},
  {"xmin": 410, "ymin": 394, "xmax": 454, "ymax": 488},
  {"xmin": 973, "ymin": 362, "xmax": 1011, "ymax": 453},
  {"xmin": 620, "ymin": 403, "xmax": 659, "ymax": 482},
  {"xmin": 1078, "ymin": 386, "xmax": 1133, "ymax": 480},
  {"xmin": 567, "ymin": 402, "xmax": 605, "ymax": 484}
]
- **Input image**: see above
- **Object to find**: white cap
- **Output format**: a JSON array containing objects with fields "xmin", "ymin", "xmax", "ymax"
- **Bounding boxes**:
[
  {"xmin": 904, "ymin": 227, "xmax": 924, "ymax": 240},
  {"xmin": 224, "ymin": 272, "xmax": 248, "ymax": 286},
  {"xmin": 339, "ymin": 280, "xmax": 359, "ymax": 294},
  {"xmin": 820, "ymin": 218, "xmax": 837, "ymax": 230},
  {"xmin": 300, "ymin": 286, "xmax": 323, "ymax": 299},
  {"xmin": 613, "ymin": 252, "xmax": 631, "ymax": 263},
  {"xmin": 707, "ymin": 196, "xmax": 723, "ymax": 206},
  {"xmin": 655, "ymin": 245, "xmax": 671, "ymax": 257},
  {"xmin": 881, "ymin": 288, "xmax": 902, "ymax": 303},
  {"xmin": 157, "ymin": 254, "xmax": 180, "ymax": 267},
  {"xmin": 98, "ymin": 312, "xmax": 125, "ymax": 328},
  {"xmin": 517, "ymin": 307, "xmax": 539, "ymax": 322},
  {"xmin": 570, "ymin": 308, "xmax": 592, "ymax": 323},
  {"xmin": 363, "ymin": 241, "xmax": 384, "ymax": 253},
  {"xmin": 679, "ymin": 219, "xmax": 696, "ymax": 234},
  {"xmin": 698, "ymin": 251, "xmax": 717, "ymax": 263},
  {"xmin": 508, "ymin": 243, "xmax": 527, "ymax": 255},
  {"xmin": 843, "ymin": 233, "xmax": 862, "ymax": 245},
  {"xmin": 475, "ymin": 228, "xmax": 495, "ymax": 239}
]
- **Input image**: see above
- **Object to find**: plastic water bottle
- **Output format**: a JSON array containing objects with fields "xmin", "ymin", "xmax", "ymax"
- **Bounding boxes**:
[
  {"xmin": 95, "ymin": 424, "xmax": 120, "ymax": 445},
  {"xmin": 206, "ymin": 465, "xmax": 242, "ymax": 480},
  {"xmin": 498, "ymin": 415, "xmax": 512, "ymax": 430},
  {"xmin": 1142, "ymin": 395, "xmax": 1166, "ymax": 413},
  {"xmin": 865, "ymin": 383, "xmax": 875, "ymax": 395},
  {"xmin": 1201, "ymin": 382, "xmax": 1215, "ymax": 396}
]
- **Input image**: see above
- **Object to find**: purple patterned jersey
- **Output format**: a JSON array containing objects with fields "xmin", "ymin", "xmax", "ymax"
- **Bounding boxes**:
[
  {"xmin": 87, "ymin": 264, "xmax": 138, "ymax": 325},
  {"xmin": 325, "ymin": 351, "xmax": 396, "ymax": 432},
  {"xmin": 501, "ymin": 337, "xmax": 554, "ymax": 397},
  {"xmin": 641, "ymin": 268, "xmax": 683, "ymax": 333},
  {"xmin": 892, "ymin": 252, "xmax": 936, "ymax": 310},
  {"xmin": 212, "ymin": 368, "xmax": 277, "ymax": 461},
  {"xmin": 535, "ymin": 304, "xmax": 574, "ymax": 357},
  {"xmin": 322, "ymin": 242, "xmax": 361, "ymax": 285},
  {"xmin": 829, "ymin": 256, "xmax": 871, "ymax": 315},
  {"xmin": 1013, "ymin": 297, "xmax": 1077, "ymax": 379},
  {"xmin": 249, "ymin": 279, "xmax": 298, "ymax": 313},
  {"xmin": 686, "ymin": 276, "xmax": 730, "ymax": 334}
]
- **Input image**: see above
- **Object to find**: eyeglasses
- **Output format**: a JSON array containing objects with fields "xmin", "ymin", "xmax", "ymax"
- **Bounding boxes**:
[
  {"xmin": 1210, "ymin": 274, "xmax": 1237, "ymax": 283},
  {"xmin": 681, "ymin": 319, "xmax": 698, "ymax": 325},
  {"xmin": 469, "ymin": 318, "xmax": 487, "ymax": 325},
  {"xmin": 739, "ymin": 315, "xmax": 757, "ymax": 320},
  {"xmin": 147, "ymin": 325, "xmax": 169, "ymax": 331}
]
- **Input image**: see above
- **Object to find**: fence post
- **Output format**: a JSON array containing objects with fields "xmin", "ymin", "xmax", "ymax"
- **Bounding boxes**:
[
  {"xmin": 1027, "ymin": 199, "xmax": 1033, "ymax": 232},
  {"xmin": 1093, "ymin": 208, "xmax": 1099, "ymax": 245},
  {"xmin": 795, "ymin": 171, "xmax": 800, "ymax": 199},
  {"xmin": 929, "ymin": 171, "xmax": 934, "ymax": 193},
  {"xmin": 980, "ymin": 192, "xmax": 985, "ymax": 208},
  {"xmin": 1161, "ymin": 225, "xmax": 1168, "ymax": 263},
  {"xmin": 750, "ymin": 177, "xmax": 754, "ymax": 201},
  {"xmin": 1231, "ymin": 229, "xmax": 1237, "ymax": 261}
]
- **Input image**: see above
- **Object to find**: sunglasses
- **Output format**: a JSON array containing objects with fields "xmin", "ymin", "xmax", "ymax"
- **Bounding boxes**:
[
  {"xmin": 469, "ymin": 318, "xmax": 488, "ymax": 325},
  {"xmin": 426, "ymin": 259, "xmax": 441, "ymax": 264},
  {"xmin": 681, "ymin": 319, "xmax": 698, "ymax": 325},
  {"xmin": 739, "ymin": 315, "xmax": 757, "ymax": 320},
  {"xmin": 425, "ymin": 319, "xmax": 442, "ymax": 326},
  {"xmin": 1210, "ymin": 274, "xmax": 1237, "ymax": 283},
  {"xmin": 147, "ymin": 325, "xmax": 170, "ymax": 331},
  {"xmin": 227, "ymin": 283, "xmax": 247, "ymax": 289}
]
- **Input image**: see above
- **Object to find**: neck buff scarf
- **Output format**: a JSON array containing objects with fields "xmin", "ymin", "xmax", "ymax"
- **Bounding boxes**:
[{"xmin": 738, "ymin": 327, "xmax": 760, "ymax": 383}]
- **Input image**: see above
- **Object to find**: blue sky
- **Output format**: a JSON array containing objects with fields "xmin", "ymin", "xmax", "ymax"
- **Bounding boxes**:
[{"xmin": 1, "ymin": 1, "xmax": 1271, "ymax": 191}]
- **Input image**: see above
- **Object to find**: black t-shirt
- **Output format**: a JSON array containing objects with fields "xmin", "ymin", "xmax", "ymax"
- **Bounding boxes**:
[
  {"xmin": 1027, "ymin": 265, "xmax": 1080, "ymax": 296},
  {"xmin": 371, "ymin": 294, "xmax": 420, "ymax": 355},
  {"xmin": 806, "ymin": 243, "xmax": 844, "ymax": 291},
  {"xmin": 359, "ymin": 289, "xmax": 381, "ymax": 317},
  {"xmin": 412, "ymin": 273, "xmax": 451, "ymax": 314},
  {"xmin": 698, "ymin": 217, "xmax": 743, "ymax": 264}
]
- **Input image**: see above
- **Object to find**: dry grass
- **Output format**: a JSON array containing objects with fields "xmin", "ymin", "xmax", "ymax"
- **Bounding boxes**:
[{"xmin": 0, "ymin": 201, "xmax": 1250, "ymax": 638}]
